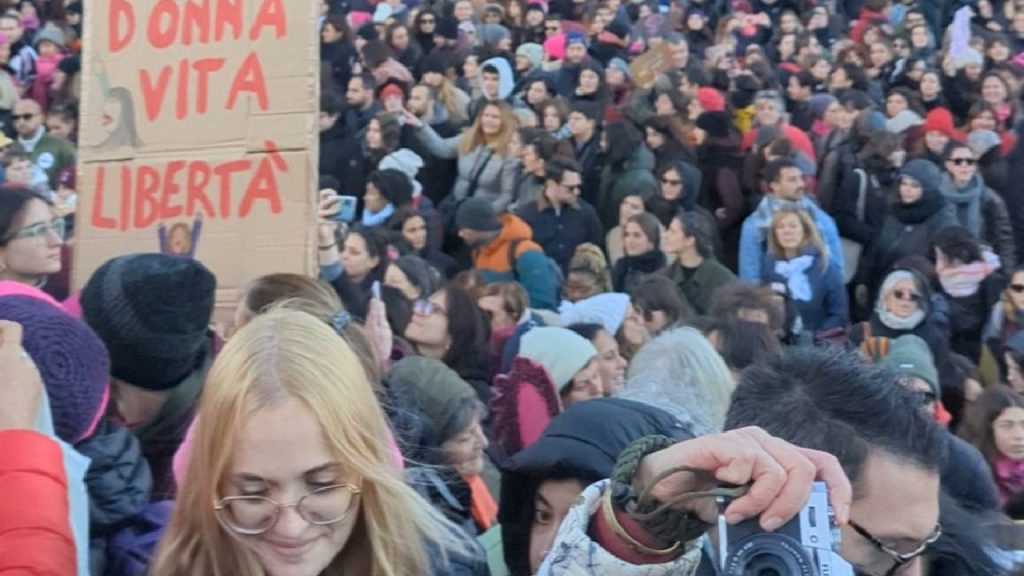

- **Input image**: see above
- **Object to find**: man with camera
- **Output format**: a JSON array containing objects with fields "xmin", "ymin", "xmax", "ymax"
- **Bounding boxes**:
[{"xmin": 539, "ymin": 347, "xmax": 996, "ymax": 575}]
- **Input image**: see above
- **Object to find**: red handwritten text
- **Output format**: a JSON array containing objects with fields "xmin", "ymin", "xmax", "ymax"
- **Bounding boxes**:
[{"xmin": 90, "ymin": 140, "xmax": 288, "ymax": 230}]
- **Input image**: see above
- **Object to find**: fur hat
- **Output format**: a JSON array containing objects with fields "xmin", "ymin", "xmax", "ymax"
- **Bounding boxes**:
[{"xmin": 80, "ymin": 254, "xmax": 216, "ymax": 390}]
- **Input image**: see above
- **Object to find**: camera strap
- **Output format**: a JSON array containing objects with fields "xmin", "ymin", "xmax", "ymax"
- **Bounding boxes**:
[{"xmin": 610, "ymin": 435, "xmax": 750, "ymax": 550}]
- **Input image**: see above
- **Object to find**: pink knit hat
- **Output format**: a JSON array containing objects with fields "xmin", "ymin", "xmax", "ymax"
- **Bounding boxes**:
[{"xmin": 543, "ymin": 33, "xmax": 566, "ymax": 61}]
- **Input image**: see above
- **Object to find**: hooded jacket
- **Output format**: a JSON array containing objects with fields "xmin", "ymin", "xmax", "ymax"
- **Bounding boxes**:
[
  {"xmin": 597, "ymin": 145, "xmax": 660, "ymax": 230},
  {"xmin": 75, "ymin": 417, "xmax": 153, "ymax": 576},
  {"xmin": 499, "ymin": 398, "xmax": 693, "ymax": 576},
  {"xmin": 467, "ymin": 57, "xmax": 524, "ymax": 121},
  {"xmin": 473, "ymin": 213, "xmax": 558, "ymax": 310},
  {"xmin": 871, "ymin": 183, "xmax": 957, "ymax": 285}
]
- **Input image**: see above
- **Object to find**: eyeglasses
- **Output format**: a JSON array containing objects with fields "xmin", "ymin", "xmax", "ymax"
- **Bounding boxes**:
[
  {"xmin": 214, "ymin": 483, "xmax": 361, "ymax": 535},
  {"xmin": 414, "ymin": 299, "xmax": 447, "ymax": 316},
  {"xmin": 1010, "ymin": 284, "xmax": 1024, "ymax": 294},
  {"xmin": 13, "ymin": 113, "xmax": 36, "ymax": 122},
  {"xmin": 7, "ymin": 218, "xmax": 65, "ymax": 243},
  {"xmin": 560, "ymin": 182, "xmax": 581, "ymax": 193},
  {"xmin": 948, "ymin": 158, "xmax": 976, "ymax": 166},
  {"xmin": 849, "ymin": 520, "xmax": 942, "ymax": 576},
  {"xmin": 891, "ymin": 289, "xmax": 922, "ymax": 303},
  {"xmin": 661, "ymin": 178, "xmax": 682, "ymax": 186}
]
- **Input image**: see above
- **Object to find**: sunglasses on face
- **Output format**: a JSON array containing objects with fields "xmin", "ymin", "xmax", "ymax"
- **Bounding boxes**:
[
  {"xmin": 1010, "ymin": 284, "xmax": 1024, "ymax": 293},
  {"xmin": 892, "ymin": 289, "xmax": 922, "ymax": 302},
  {"xmin": 948, "ymin": 157, "xmax": 976, "ymax": 166},
  {"xmin": 13, "ymin": 113, "xmax": 35, "ymax": 122}
]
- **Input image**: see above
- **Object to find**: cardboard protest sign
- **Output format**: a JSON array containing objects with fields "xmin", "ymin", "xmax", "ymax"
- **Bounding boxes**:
[
  {"xmin": 630, "ymin": 43, "xmax": 674, "ymax": 91},
  {"xmin": 74, "ymin": 0, "xmax": 320, "ymax": 316}
]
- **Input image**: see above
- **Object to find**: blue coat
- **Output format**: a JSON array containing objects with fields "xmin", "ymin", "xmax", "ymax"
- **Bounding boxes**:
[
  {"xmin": 760, "ymin": 249, "xmax": 849, "ymax": 333},
  {"xmin": 739, "ymin": 199, "xmax": 844, "ymax": 283}
]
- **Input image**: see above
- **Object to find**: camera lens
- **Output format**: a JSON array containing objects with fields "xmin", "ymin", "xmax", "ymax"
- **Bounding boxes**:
[
  {"xmin": 723, "ymin": 533, "xmax": 816, "ymax": 576},
  {"xmin": 742, "ymin": 554, "xmax": 790, "ymax": 576}
]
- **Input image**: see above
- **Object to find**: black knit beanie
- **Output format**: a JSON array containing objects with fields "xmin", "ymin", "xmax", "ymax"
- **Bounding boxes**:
[{"xmin": 81, "ymin": 254, "xmax": 216, "ymax": 391}]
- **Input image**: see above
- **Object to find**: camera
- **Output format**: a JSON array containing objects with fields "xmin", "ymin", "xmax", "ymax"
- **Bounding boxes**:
[{"xmin": 714, "ymin": 482, "xmax": 853, "ymax": 576}]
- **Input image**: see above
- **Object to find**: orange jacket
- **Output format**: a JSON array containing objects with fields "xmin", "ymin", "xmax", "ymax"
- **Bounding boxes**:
[
  {"xmin": 473, "ymin": 213, "xmax": 542, "ymax": 276},
  {"xmin": 0, "ymin": 430, "xmax": 75, "ymax": 575}
]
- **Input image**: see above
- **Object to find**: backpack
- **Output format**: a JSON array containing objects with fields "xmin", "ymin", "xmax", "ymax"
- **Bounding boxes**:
[{"xmin": 506, "ymin": 238, "xmax": 565, "ymax": 300}]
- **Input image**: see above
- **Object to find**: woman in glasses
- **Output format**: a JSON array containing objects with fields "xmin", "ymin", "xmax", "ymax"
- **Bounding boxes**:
[
  {"xmin": 868, "ymin": 159, "xmax": 956, "ymax": 290},
  {"xmin": 151, "ymin": 308, "xmax": 484, "ymax": 576},
  {"xmin": 852, "ymin": 267, "xmax": 952, "ymax": 367},
  {"xmin": 0, "ymin": 188, "xmax": 64, "ymax": 298},
  {"xmin": 938, "ymin": 141, "xmax": 1016, "ymax": 269},
  {"xmin": 983, "ymin": 266, "xmax": 1024, "ymax": 357},
  {"xmin": 404, "ymin": 284, "xmax": 492, "ymax": 402}
]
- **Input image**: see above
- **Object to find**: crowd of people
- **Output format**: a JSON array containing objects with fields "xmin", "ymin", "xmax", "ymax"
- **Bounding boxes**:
[{"xmin": 7, "ymin": 0, "xmax": 1024, "ymax": 574}]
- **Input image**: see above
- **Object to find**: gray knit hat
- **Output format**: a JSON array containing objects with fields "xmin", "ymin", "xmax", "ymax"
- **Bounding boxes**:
[
  {"xmin": 455, "ymin": 197, "xmax": 502, "ymax": 232},
  {"xmin": 883, "ymin": 335, "xmax": 939, "ymax": 395},
  {"xmin": 389, "ymin": 356, "xmax": 479, "ymax": 444}
]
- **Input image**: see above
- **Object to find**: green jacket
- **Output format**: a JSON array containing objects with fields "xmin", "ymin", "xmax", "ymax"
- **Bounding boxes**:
[
  {"xmin": 15, "ymin": 134, "xmax": 76, "ymax": 189},
  {"xmin": 660, "ymin": 257, "xmax": 736, "ymax": 316}
]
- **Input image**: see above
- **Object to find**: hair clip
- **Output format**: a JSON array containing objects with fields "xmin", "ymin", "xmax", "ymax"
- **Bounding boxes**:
[{"xmin": 332, "ymin": 311, "xmax": 351, "ymax": 335}]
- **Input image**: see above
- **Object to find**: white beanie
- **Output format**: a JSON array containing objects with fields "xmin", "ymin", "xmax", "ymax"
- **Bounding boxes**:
[
  {"xmin": 378, "ymin": 149, "xmax": 424, "ymax": 197},
  {"xmin": 519, "ymin": 327, "xmax": 597, "ymax": 394},
  {"xmin": 558, "ymin": 292, "xmax": 630, "ymax": 336}
]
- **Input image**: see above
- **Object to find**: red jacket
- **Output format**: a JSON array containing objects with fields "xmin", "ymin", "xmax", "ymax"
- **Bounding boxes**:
[{"xmin": 0, "ymin": 430, "xmax": 75, "ymax": 575}]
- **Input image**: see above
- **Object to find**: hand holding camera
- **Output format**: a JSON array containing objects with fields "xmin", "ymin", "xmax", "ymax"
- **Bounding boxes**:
[{"xmin": 634, "ymin": 426, "xmax": 851, "ymax": 531}]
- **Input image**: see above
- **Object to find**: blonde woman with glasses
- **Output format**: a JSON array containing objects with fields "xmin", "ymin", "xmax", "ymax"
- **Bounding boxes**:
[{"xmin": 150, "ymin": 308, "xmax": 484, "ymax": 576}]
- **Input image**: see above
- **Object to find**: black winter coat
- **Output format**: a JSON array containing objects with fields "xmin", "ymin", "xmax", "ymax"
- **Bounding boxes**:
[
  {"xmin": 869, "ymin": 190, "xmax": 957, "ymax": 287},
  {"xmin": 943, "ymin": 272, "xmax": 1006, "ymax": 362},
  {"xmin": 401, "ymin": 120, "xmax": 459, "ymax": 206}
]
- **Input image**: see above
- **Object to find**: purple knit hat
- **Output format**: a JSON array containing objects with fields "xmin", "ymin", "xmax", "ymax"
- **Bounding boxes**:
[{"xmin": 0, "ymin": 294, "xmax": 111, "ymax": 443}]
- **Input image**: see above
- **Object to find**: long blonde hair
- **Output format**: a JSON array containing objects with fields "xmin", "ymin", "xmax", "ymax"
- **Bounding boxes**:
[
  {"xmin": 766, "ymin": 206, "xmax": 829, "ymax": 270},
  {"xmin": 150, "ymin": 309, "xmax": 468, "ymax": 576},
  {"xmin": 459, "ymin": 100, "xmax": 517, "ymax": 157}
]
